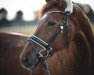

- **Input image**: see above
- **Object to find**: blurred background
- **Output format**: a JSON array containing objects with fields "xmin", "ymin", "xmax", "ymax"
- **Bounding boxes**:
[{"xmin": 0, "ymin": 0, "xmax": 94, "ymax": 35}]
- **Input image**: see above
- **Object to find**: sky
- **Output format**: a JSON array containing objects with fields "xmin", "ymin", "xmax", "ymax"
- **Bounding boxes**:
[{"xmin": 0, "ymin": 0, "xmax": 94, "ymax": 20}]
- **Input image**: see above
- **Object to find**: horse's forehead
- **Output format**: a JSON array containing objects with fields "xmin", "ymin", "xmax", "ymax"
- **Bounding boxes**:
[
  {"xmin": 40, "ymin": 7, "xmax": 61, "ymax": 20},
  {"xmin": 40, "ymin": 12, "xmax": 62, "ymax": 22}
]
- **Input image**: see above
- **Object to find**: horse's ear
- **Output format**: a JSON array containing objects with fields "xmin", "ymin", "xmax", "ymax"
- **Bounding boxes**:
[
  {"xmin": 56, "ymin": 0, "xmax": 66, "ymax": 6},
  {"xmin": 45, "ymin": 0, "xmax": 50, "ymax": 3},
  {"xmin": 45, "ymin": 0, "xmax": 59, "ymax": 3},
  {"xmin": 45, "ymin": 0, "xmax": 66, "ymax": 7},
  {"xmin": 45, "ymin": 0, "xmax": 56, "ymax": 3}
]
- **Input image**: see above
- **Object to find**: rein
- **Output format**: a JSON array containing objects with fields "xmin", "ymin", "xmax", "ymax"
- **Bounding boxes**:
[{"xmin": 28, "ymin": 11, "xmax": 69, "ymax": 75}]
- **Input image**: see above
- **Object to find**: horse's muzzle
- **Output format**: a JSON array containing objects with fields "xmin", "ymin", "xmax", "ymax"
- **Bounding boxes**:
[{"xmin": 20, "ymin": 55, "xmax": 39, "ymax": 71}]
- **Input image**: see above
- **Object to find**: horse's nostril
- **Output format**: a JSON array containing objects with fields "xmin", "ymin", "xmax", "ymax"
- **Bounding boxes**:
[{"xmin": 22, "ymin": 56, "xmax": 30, "ymax": 63}]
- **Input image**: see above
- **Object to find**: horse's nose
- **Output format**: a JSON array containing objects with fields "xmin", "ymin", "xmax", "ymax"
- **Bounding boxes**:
[{"xmin": 21, "ymin": 56, "xmax": 30, "ymax": 65}]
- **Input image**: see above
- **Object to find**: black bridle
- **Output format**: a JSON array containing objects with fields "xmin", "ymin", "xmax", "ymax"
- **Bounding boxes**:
[{"xmin": 28, "ymin": 11, "xmax": 69, "ymax": 75}]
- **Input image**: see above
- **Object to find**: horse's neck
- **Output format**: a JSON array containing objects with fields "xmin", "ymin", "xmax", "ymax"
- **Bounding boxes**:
[
  {"xmin": 74, "ymin": 31, "xmax": 91, "ymax": 64},
  {"xmin": 48, "ymin": 39, "xmax": 90, "ymax": 75},
  {"xmin": 74, "ymin": 4, "xmax": 94, "ymax": 70},
  {"xmin": 73, "ymin": 4, "xmax": 94, "ymax": 51}
]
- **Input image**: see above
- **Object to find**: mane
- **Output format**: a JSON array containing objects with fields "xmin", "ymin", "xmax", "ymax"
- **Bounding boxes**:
[
  {"xmin": 39, "ymin": 1, "xmax": 66, "ymax": 18},
  {"xmin": 74, "ymin": 4, "xmax": 94, "ymax": 69},
  {"xmin": 74, "ymin": 4, "xmax": 94, "ymax": 51}
]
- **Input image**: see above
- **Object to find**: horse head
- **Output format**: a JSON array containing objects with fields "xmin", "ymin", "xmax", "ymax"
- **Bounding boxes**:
[
  {"xmin": 20, "ymin": 0, "xmax": 94, "ymax": 74},
  {"xmin": 20, "ymin": 0, "xmax": 75, "ymax": 71}
]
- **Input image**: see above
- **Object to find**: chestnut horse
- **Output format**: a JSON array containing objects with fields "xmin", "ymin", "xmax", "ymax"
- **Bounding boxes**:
[
  {"xmin": 20, "ymin": 0, "xmax": 94, "ymax": 75},
  {"xmin": 0, "ymin": 33, "xmax": 32, "ymax": 75}
]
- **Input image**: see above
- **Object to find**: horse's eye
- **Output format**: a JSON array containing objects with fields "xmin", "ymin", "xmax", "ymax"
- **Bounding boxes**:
[{"xmin": 48, "ymin": 21, "xmax": 56, "ymax": 26}]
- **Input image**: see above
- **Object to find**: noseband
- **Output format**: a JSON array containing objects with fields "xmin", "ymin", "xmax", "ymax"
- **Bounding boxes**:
[{"xmin": 28, "ymin": 11, "xmax": 69, "ymax": 75}]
